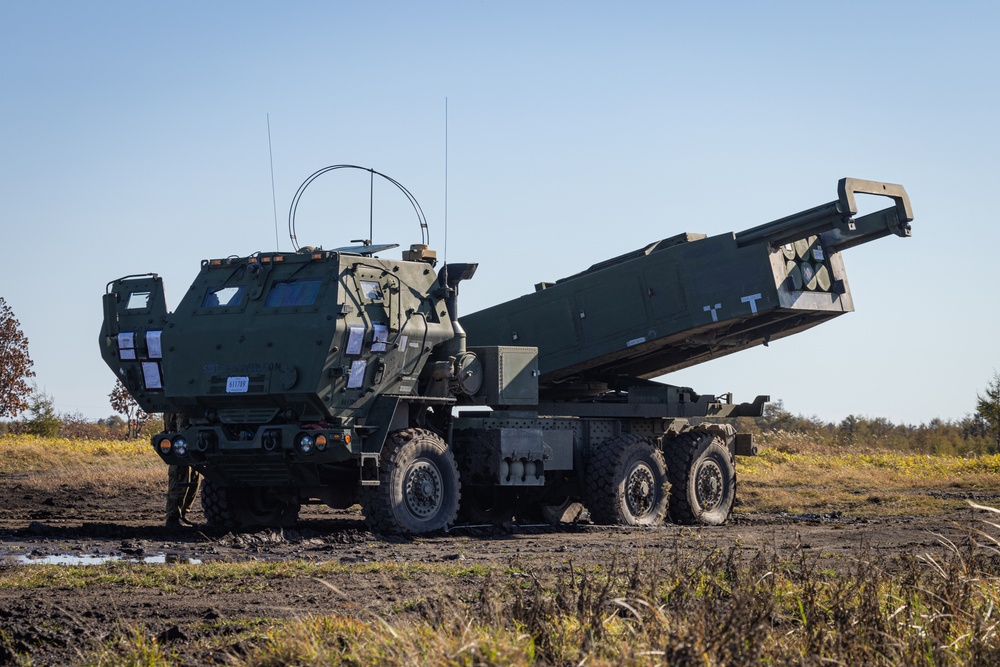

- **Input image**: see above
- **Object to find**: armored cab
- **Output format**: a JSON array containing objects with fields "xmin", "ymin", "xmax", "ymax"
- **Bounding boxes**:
[
  {"xmin": 100, "ymin": 238, "xmax": 471, "ymax": 526},
  {"xmin": 99, "ymin": 168, "xmax": 912, "ymax": 534}
]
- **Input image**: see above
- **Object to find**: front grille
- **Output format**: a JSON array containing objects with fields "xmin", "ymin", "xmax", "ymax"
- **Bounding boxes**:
[
  {"xmin": 218, "ymin": 408, "xmax": 279, "ymax": 424},
  {"xmin": 217, "ymin": 461, "xmax": 297, "ymax": 485}
]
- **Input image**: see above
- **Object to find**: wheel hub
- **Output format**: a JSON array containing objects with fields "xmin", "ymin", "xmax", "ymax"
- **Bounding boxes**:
[
  {"xmin": 695, "ymin": 459, "xmax": 724, "ymax": 511},
  {"xmin": 625, "ymin": 463, "xmax": 656, "ymax": 518},
  {"xmin": 403, "ymin": 458, "xmax": 443, "ymax": 518}
]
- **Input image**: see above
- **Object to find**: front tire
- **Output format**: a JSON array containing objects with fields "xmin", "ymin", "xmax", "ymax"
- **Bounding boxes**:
[
  {"xmin": 585, "ymin": 434, "xmax": 669, "ymax": 526},
  {"xmin": 200, "ymin": 479, "xmax": 236, "ymax": 530},
  {"xmin": 201, "ymin": 481, "xmax": 300, "ymax": 531},
  {"xmin": 362, "ymin": 428, "xmax": 460, "ymax": 534},
  {"xmin": 664, "ymin": 431, "xmax": 735, "ymax": 525}
]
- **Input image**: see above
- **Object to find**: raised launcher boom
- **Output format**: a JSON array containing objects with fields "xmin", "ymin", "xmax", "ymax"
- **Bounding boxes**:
[{"xmin": 460, "ymin": 178, "xmax": 912, "ymax": 401}]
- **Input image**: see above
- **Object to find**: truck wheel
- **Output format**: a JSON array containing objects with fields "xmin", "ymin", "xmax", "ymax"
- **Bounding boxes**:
[
  {"xmin": 664, "ymin": 431, "xmax": 735, "ymax": 525},
  {"xmin": 585, "ymin": 435, "xmax": 669, "ymax": 526},
  {"xmin": 362, "ymin": 428, "xmax": 460, "ymax": 534},
  {"xmin": 231, "ymin": 487, "xmax": 300, "ymax": 529},
  {"xmin": 201, "ymin": 479, "xmax": 237, "ymax": 530},
  {"xmin": 201, "ymin": 481, "xmax": 300, "ymax": 530}
]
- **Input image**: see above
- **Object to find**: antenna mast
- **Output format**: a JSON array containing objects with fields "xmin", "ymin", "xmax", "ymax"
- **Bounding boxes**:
[
  {"xmin": 444, "ymin": 97, "xmax": 449, "ymax": 266},
  {"xmin": 267, "ymin": 114, "xmax": 279, "ymax": 251}
]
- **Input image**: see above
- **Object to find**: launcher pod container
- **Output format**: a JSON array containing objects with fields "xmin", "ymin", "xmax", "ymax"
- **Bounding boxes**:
[{"xmin": 100, "ymin": 168, "xmax": 912, "ymax": 533}]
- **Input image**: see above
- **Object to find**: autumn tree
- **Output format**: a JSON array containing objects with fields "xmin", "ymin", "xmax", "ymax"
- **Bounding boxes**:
[
  {"xmin": 977, "ymin": 370, "xmax": 1000, "ymax": 452},
  {"xmin": 109, "ymin": 379, "xmax": 149, "ymax": 439},
  {"xmin": 0, "ymin": 297, "xmax": 35, "ymax": 418}
]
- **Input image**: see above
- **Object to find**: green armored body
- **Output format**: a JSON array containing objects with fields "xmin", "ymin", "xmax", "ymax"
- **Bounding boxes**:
[
  {"xmin": 99, "ymin": 167, "xmax": 912, "ymax": 533},
  {"xmin": 461, "ymin": 178, "xmax": 912, "ymax": 397}
]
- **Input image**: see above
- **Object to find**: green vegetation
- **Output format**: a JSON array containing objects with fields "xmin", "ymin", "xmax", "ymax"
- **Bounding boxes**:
[
  {"xmin": 978, "ymin": 370, "xmax": 1000, "ymax": 451},
  {"xmin": 23, "ymin": 387, "xmax": 60, "ymax": 437},
  {"xmin": 0, "ymin": 560, "xmax": 490, "ymax": 593},
  {"xmin": 0, "ymin": 381, "xmax": 163, "ymax": 440},
  {"xmin": 733, "ymin": 398, "xmax": 997, "ymax": 455}
]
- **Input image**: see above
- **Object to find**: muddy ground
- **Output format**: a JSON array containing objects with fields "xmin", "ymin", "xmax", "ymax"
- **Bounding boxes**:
[{"xmin": 0, "ymin": 474, "xmax": 993, "ymax": 665}]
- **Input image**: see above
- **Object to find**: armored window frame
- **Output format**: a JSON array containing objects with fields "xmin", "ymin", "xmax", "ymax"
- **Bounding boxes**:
[
  {"xmin": 265, "ymin": 278, "xmax": 324, "ymax": 308},
  {"xmin": 125, "ymin": 291, "xmax": 151, "ymax": 310},
  {"xmin": 201, "ymin": 286, "xmax": 247, "ymax": 309},
  {"xmin": 359, "ymin": 280, "xmax": 384, "ymax": 302}
]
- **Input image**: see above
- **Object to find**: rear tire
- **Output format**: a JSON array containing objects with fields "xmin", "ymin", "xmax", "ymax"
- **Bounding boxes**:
[
  {"xmin": 362, "ymin": 428, "xmax": 460, "ymax": 534},
  {"xmin": 664, "ymin": 431, "xmax": 735, "ymax": 525},
  {"xmin": 585, "ymin": 434, "xmax": 669, "ymax": 526}
]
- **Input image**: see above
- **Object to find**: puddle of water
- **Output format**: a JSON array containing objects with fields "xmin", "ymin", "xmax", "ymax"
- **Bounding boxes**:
[{"xmin": 6, "ymin": 553, "xmax": 203, "ymax": 566}]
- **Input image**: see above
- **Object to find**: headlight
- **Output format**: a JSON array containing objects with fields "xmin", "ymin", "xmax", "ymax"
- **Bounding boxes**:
[
  {"xmin": 297, "ymin": 434, "xmax": 315, "ymax": 454},
  {"xmin": 173, "ymin": 437, "xmax": 188, "ymax": 457}
]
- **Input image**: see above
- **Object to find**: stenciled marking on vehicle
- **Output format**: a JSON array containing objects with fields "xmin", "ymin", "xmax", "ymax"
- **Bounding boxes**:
[{"xmin": 741, "ymin": 293, "xmax": 763, "ymax": 313}]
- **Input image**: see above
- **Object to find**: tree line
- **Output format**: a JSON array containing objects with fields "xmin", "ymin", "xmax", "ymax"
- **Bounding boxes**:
[{"xmin": 733, "ymin": 389, "xmax": 1000, "ymax": 456}]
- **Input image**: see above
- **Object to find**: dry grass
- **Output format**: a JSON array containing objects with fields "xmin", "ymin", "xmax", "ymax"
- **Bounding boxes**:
[
  {"xmin": 81, "ymin": 529, "xmax": 1000, "ymax": 666},
  {"xmin": 0, "ymin": 434, "xmax": 163, "ymax": 496},
  {"xmin": 737, "ymin": 432, "xmax": 1000, "ymax": 517}
]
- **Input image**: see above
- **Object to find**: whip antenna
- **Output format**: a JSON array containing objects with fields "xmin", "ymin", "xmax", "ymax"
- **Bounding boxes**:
[
  {"xmin": 444, "ymin": 97, "xmax": 448, "ymax": 266},
  {"xmin": 267, "ymin": 114, "xmax": 279, "ymax": 251}
]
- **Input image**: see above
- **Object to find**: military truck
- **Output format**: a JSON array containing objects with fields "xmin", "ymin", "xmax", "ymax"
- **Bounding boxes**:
[{"xmin": 99, "ymin": 166, "xmax": 912, "ymax": 533}]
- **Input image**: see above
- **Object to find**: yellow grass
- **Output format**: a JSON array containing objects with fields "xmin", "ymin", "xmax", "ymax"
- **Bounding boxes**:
[
  {"xmin": 738, "ymin": 434, "xmax": 1000, "ymax": 516},
  {"xmin": 0, "ymin": 434, "xmax": 163, "ymax": 495}
]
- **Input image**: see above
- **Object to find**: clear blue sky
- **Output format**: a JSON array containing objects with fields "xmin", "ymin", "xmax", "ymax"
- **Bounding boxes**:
[{"xmin": 1, "ymin": 1, "xmax": 996, "ymax": 425}]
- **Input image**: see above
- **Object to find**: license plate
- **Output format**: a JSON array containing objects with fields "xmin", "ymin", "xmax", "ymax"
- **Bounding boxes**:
[{"xmin": 226, "ymin": 376, "xmax": 250, "ymax": 393}]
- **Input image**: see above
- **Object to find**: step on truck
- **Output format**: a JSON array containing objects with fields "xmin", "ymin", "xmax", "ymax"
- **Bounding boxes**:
[{"xmin": 99, "ymin": 166, "xmax": 912, "ymax": 533}]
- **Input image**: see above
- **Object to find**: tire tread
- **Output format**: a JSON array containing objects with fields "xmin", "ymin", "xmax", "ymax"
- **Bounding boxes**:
[{"xmin": 361, "ymin": 428, "xmax": 460, "ymax": 534}]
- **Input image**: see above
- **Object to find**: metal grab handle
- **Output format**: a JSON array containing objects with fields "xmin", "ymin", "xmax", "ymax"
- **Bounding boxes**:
[
  {"xmin": 736, "ymin": 177, "xmax": 913, "ymax": 248},
  {"xmin": 838, "ymin": 178, "xmax": 913, "ymax": 223}
]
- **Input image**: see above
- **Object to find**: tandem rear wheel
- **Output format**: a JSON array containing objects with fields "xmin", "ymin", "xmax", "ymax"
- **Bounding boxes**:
[
  {"xmin": 664, "ymin": 430, "xmax": 736, "ymax": 526},
  {"xmin": 585, "ymin": 434, "xmax": 670, "ymax": 526},
  {"xmin": 583, "ymin": 430, "xmax": 735, "ymax": 527}
]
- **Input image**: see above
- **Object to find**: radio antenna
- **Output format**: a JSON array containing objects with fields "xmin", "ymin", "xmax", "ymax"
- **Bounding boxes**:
[
  {"xmin": 444, "ymin": 97, "xmax": 449, "ymax": 266},
  {"xmin": 267, "ymin": 114, "xmax": 279, "ymax": 251}
]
